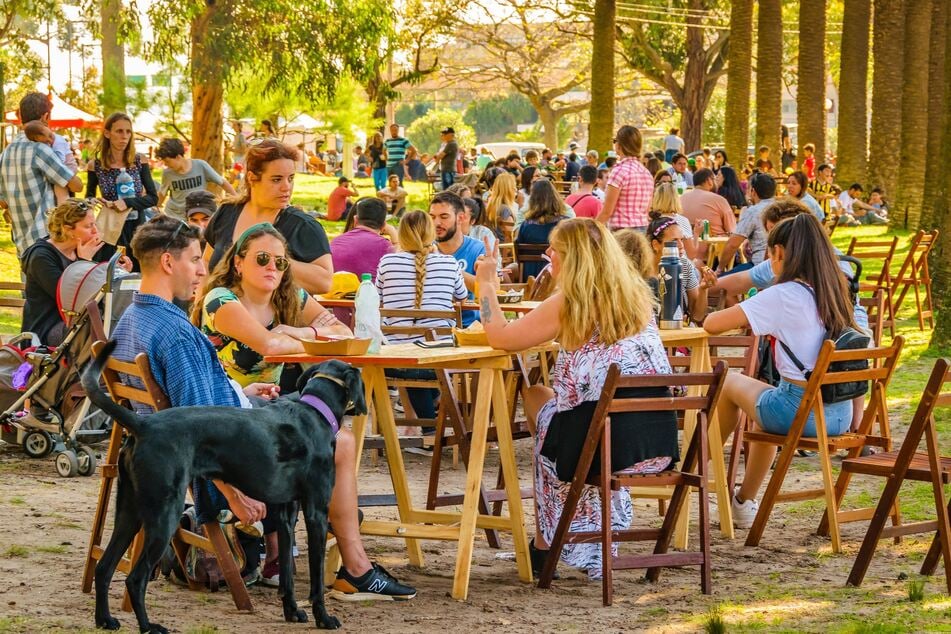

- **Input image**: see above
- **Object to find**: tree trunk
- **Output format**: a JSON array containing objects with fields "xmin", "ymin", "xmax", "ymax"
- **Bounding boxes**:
[
  {"xmin": 190, "ymin": 5, "xmax": 225, "ymax": 173},
  {"xmin": 893, "ymin": 0, "xmax": 932, "ymax": 229},
  {"xmin": 797, "ymin": 0, "xmax": 826, "ymax": 162},
  {"xmin": 868, "ymin": 0, "xmax": 904, "ymax": 201},
  {"xmin": 587, "ymin": 0, "xmax": 615, "ymax": 156},
  {"xmin": 680, "ymin": 0, "xmax": 705, "ymax": 152},
  {"xmin": 928, "ymin": 3, "xmax": 951, "ymax": 352},
  {"xmin": 835, "ymin": 0, "xmax": 871, "ymax": 187},
  {"xmin": 921, "ymin": 0, "xmax": 947, "ymax": 229},
  {"xmin": 536, "ymin": 104, "xmax": 559, "ymax": 153},
  {"xmin": 364, "ymin": 72, "xmax": 389, "ymax": 126},
  {"xmin": 725, "ymin": 0, "xmax": 753, "ymax": 168},
  {"xmin": 755, "ymin": 0, "xmax": 783, "ymax": 154},
  {"xmin": 100, "ymin": 0, "xmax": 126, "ymax": 114}
]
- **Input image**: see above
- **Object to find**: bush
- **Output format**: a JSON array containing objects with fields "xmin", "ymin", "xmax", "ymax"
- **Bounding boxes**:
[{"xmin": 405, "ymin": 109, "xmax": 477, "ymax": 155}]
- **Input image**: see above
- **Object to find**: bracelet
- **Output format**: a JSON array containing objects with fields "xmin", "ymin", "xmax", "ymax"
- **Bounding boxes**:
[{"xmin": 310, "ymin": 326, "xmax": 319, "ymax": 338}]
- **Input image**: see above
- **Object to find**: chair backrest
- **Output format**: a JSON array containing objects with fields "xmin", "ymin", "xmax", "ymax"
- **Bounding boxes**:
[
  {"xmin": 514, "ymin": 242, "xmax": 549, "ymax": 283},
  {"xmin": 498, "ymin": 219, "xmax": 515, "ymax": 243},
  {"xmin": 895, "ymin": 230, "xmax": 940, "ymax": 281},
  {"xmin": 887, "ymin": 358, "xmax": 951, "ymax": 473},
  {"xmin": 859, "ymin": 290, "xmax": 885, "ymax": 348},
  {"xmin": 846, "ymin": 236, "xmax": 898, "ymax": 290},
  {"xmin": 667, "ymin": 332, "xmax": 759, "ymax": 378},
  {"xmin": 825, "ymin": 213, "xmax": 840, "ymax": 236},
  {"xmin": 379, "ymin": 307, "xmax": 461, "ymax": 338},
  {"xmin": 574, "ymin": 361, "xmax": 728, "ymax": 479},
  {"xmin": 796, "ymin": 336, "xmax": 904, "ymax": 442},
  {"xmin": 0, "ymin": 281, "xmax": 25, "ymax": 309},
  {"xmin": 90, "ymin": 340, "xmax": 170, "ymax": 412},
  {"xmin": 527, "ymin": 266, "xmax": 555, "ymax": 301}
]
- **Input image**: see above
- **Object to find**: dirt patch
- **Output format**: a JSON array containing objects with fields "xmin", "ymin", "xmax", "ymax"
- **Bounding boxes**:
[{"xmin": 0, "ymin": 421, "xmax": 942, "ymax": 633}]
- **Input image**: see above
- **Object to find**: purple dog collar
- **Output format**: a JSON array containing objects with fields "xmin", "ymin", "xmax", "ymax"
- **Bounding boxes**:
[{"xmin": 300, "ymin": 394, "xmax": 340, "ymax": 435}]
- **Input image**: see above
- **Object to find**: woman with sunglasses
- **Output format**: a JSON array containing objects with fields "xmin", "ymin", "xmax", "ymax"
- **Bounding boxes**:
[
  {"xmin": 204, "ymin": 139, "xmax": 334, "ymax": 295},
  {"xmin": 645, "ymin": 212, "xmax": 717, "ymax": 324},
  {"xmin": 21, "ymin": 199, "xmax": 133, "ymax": 345},
  {"xmin": 192, "ymin": 222, "xmax": 350, "ymax": 388}
]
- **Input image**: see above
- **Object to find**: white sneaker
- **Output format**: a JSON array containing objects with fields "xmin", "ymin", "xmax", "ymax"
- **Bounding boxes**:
[{"xmin": 731, "ymin": 495, "xmax": 760, "ymax": 529}]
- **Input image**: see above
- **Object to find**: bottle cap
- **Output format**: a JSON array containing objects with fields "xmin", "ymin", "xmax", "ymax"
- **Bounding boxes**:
[{"xmin": 361, "ymin": 273, "xmax": 372, "ymax": 282}]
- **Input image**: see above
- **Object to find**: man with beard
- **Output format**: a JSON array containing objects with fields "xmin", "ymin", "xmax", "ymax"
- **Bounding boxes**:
[{"xmin": 428, "ymin": 191, "xmax": 485, "ymax": 326}]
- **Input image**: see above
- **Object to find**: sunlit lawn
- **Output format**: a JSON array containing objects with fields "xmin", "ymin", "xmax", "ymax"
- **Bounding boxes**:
[{"xmin": 0, "ymin": 201, "xmax": 946, "ymax": 631}]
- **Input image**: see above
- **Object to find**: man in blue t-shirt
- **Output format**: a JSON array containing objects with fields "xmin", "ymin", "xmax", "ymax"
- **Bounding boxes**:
[
  {"xmin": 429, "ymin": 191, "xmax": 486, "ymax": 326},
  {"xmin": 383, "ymin": 123, "xmax": 411, "ymax": 185},
  {"xmin": 111, "ymin": 216, "xmax": 416, "ymax": 600}
]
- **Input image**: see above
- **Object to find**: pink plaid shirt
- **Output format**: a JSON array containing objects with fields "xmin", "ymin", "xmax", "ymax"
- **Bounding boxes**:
[{"xmin": 605, "ymin": 157, "xmax": 653, "ymax": 229}]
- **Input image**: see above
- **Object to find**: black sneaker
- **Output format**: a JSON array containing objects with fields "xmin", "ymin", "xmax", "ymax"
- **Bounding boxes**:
[{"xmin": 328, "ymin": 563, "xmax": 416, "ymax": 601}]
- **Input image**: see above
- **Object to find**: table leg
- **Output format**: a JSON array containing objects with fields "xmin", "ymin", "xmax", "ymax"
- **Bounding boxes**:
[
  {"xmin": 489, "ymin": 368, "xmax": 532, "ymax": 583},
  {"xmin": 452, "ymin": 368, "xmax": 495, "ymax": 600},
  {"xmin": 365, "ymin": 366, "xmax": 424, "ymax": 567}
]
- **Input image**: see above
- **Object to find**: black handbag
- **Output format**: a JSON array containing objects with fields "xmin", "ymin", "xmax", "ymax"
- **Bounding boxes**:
[{"xmin": 778, "ymin": 328, "xmax": 870, "ymax": 404}]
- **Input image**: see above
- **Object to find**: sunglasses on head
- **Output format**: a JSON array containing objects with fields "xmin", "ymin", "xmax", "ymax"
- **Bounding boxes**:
[
  {"xmin": 161, "ymin": 220, "xmax": 188, "ymax": 253},
  {"xmin": 253, "ymin": 251, "xmax": 290, "ymax": 271}
]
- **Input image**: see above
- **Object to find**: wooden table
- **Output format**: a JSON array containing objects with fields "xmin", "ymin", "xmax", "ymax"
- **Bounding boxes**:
[
  {"xmin": 654, "ymin": 327, "xmax": 734, "ymax": 545},
  {"xmin": 266, "ymin": 342, "xmax": 556, "ymax": 601}
]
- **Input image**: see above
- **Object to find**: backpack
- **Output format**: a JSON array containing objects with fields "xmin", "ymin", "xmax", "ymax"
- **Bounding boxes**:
[{"xmin": 161, "ymin": 506, "xmax": 246, "ymax": 590}]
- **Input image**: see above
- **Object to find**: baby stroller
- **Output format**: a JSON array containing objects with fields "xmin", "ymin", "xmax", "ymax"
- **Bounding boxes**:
[{"xmin": 0, "ymin": 253, "xmax": 138, "ymax": 477}]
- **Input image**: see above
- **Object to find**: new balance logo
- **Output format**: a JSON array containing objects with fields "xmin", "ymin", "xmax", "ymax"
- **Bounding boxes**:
[{"xmin": 367, "ymin": 578, "xmax": 388, "ymax": 593}]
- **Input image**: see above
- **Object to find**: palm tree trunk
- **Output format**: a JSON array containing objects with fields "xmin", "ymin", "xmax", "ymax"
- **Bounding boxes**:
[
  {"xmin": 835, "ymin": 0, "xmax": 871, "ymax": 187},
  {"xmin": 893, "ymin": 0, "xmax": 932, "ymax": 229},
  {"xmin": 100, "ymin": 0, "xmax": 126, "ymax": 114},
  {"xmin": 755, "ymin": 0, "xmax": 783, "ymax": 154},
  {"xmin": 797, "ymin": 0, "xmax": 826, "ymax": 162},
  {"xmin": 868, "ymin": 0, "xmax": 905, "ymax": 201},
  {"xmin": 930, "ymin": 6, "xmax": 951, "ymax": 352},
  {"xmin": 725, "ymin": 0, "xmax": 753, "ymax": 169},
  {"xmin": 588, "ymin": 0, "xmax": 615, "ymax": 156},
  {"xmin": 921, "ymin": 0, "xmax": 948, "ymax": 229}
]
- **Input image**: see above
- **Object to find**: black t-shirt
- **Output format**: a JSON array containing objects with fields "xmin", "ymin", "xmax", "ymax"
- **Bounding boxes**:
[
  {"xmin": 441, "ymin": 140, "xmax": 458, "ymax": 173},
  {"xmin": 369, "ymin": 145, "xmax": 385, "ymax": 170},
  {"xmin": 205, "ymin": 203, "xmax": 332, "ymax": 271}
]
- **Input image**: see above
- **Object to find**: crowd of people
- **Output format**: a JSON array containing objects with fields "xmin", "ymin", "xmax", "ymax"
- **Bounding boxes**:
[{"xmin": 0, "ymin": 90, "xmax": 893, "ymax": 591}]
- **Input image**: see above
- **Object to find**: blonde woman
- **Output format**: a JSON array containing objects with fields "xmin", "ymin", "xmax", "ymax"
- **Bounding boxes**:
[
  {"xmin": 475, "ymin": 217, "xmax": 677, "ymax": 579},
  {"xmin": 376, "ymin": 211, "xmax": 468, "ymax": 442},
  {"xmin": 21, "ymin": 199, "xmax": 132, "ymax": 344},
  {"xmin": 483, "ymin": 171, "xmax": 518, "ymax": 239},
  {"xmin": 650, "ymin": 182, "xmax": 697, "ymax": 260}
]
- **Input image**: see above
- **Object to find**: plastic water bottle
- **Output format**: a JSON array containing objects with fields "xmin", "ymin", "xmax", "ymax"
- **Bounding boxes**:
[
  {"xmin": 115, "ymin": 168, "xmax": 138, "ymax": 220},
  {"xmin": 658, "ymin": 241, "xmax": 683, "ymax": 329},
  {"xmin": 353, "ymin": 273, "xmax": 384, "ymax": 353}
]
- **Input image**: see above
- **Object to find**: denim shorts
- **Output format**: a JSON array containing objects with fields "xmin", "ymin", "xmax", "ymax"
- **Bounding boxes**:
[{"xmin": 755, "ymin": 379, "xmax": 852, "ymax": 437}]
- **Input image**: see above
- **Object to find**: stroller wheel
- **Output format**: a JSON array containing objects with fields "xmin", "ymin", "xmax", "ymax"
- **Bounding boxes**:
[
  {"xmin": 55, "ymin": 450, "xmax": 79, "ymax": 477},
  {"xmin": 77, "ymin": 445, "xmax": 97, "ymax": 477},
  {"xmin": 23, "ymin": 430, "xmax": 54, "ymax": 459}
]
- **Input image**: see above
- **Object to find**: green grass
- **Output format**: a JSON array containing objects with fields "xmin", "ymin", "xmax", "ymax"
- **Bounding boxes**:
[
  {"xmin": 7, "ymin": 496, "xmax": 25, "ymax": 506},
  {"xmin": 34, "ymin": 544, "xmax": 68, "ymax": 554},
  {"xmin": 3, "ymin": 545, "xmax": 29, "ymax": 558}
]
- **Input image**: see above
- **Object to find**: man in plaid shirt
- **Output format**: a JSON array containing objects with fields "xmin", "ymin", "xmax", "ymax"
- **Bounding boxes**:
[
  {"xmin": 596, "ymin": 125, "xmax": 653, "ymax": 230},
  {"xmin": 0, "ymin": 92, "xmax": 82, "ymax": 256}
]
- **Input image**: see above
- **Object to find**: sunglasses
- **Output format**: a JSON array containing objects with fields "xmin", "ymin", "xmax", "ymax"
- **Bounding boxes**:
[
  {"xmin": 161, "ymin": 220, "xmax": 187, "ymax": 253},
  {"xmin": 253, "ymin": 251, "xmax": 290, "ymax": 271}
]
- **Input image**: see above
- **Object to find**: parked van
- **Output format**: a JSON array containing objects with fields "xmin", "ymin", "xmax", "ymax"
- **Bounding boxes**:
[{"xmin": 475, "ymin": 142, "xmax": 547, "ymax": 160}]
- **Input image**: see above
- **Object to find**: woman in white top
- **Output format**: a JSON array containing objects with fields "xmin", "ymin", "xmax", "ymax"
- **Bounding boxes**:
[
  {"xmin": 375, "ymin": 211, "xmax": 468, "ymax": 432},
  {"xmin": 704, "ymin": 214, "xmax": 857, "ymax": 528}
]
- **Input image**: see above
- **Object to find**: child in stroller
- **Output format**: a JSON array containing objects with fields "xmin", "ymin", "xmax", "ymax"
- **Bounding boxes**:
[{"xmin": 0, "ymin": 253, "xmax": 137, "ymax": 476}]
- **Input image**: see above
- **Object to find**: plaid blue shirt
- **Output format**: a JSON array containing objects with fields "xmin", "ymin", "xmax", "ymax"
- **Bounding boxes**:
[
  {"xmin": 0, "ymin": 133, "xmax": 75, "ymax": 255},
  {"xmin": 111, "ymin": 292, "xmax": 240, "ymax": 413}
]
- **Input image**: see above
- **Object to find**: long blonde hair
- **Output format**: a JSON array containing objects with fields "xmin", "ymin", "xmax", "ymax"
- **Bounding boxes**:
[
  {"xmin": 397, "ymin": 211, "xmax": 435, "ymax": 309},
  {"xmin": 550, "ymin": 218, "xmax": 654, "ymax": 350},
  {"xmin": 485, "ymin": 172, "xmax": 516, "ymax": 228},
  {"xmin": 651, "ymin": 182, "xmax": 682, "ymax": 216}
]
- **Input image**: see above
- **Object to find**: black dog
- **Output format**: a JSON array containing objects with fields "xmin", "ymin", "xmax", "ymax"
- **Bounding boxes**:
[{"xmin": 82, "ymin": 340, "xmax": 367, "ymax": 632}]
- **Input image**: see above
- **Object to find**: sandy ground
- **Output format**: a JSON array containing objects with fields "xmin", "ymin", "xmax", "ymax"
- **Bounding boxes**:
[{"xmin": 0, "ymin": 411, "xmax": 946, "ymax": 634}]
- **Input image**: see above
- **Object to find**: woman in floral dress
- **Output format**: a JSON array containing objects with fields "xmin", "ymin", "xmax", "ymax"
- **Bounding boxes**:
[{"xmin": 474, "ymin": 218, "xmax": 677, "ymax": 579}]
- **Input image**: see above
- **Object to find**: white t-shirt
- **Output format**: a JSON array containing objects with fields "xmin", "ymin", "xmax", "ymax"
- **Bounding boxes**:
[
  {"xmin": 837, "ymin": 191, "xmax": 856, "ymax": 214},
  {"xmin": 663, "ymin": 134, "xmax": 684, "ymax": 152},
  {"xmin": 375, "ymin": 251, "xmax": 468, "ymax": 344},
  {"xmin": 739, "ymin": 281, "xmax": 825, "ymax": 381}
]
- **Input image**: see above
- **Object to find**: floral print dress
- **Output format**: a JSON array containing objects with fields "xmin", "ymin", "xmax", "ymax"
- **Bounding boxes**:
[{"xmin": 534, "ymin": 321, "xmax": 673, "ymax": 578}]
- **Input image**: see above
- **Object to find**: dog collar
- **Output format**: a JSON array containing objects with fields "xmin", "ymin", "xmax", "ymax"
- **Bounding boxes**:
[{"xmin": 300, "ymin": 394, "xmax": 340, "ymax": 435}]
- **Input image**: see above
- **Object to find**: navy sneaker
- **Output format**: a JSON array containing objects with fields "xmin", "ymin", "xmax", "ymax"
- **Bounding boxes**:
[{"xmin": 328, "ymin": 563, "xmax": 416, "ymax": 601}]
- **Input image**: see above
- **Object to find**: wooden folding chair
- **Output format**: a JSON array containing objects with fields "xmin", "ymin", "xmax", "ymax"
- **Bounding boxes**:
[
  {"xmin": 891, "ymin": 229, "xmax": 939, "ymax": 331},
  {"xmin": 498, "ymin": 219, "xmax": 515, "ymax": 243},
  {"xmin": 81, "ymin": 341, "xmax": 252, "ymax": 613},
  {"xmin": 526, "ymin": 266, "xmax": 554, "ymax": 301},
  {"xmin": 859, "ymin": 290, "xmax": 886, "ymax": 349},
  {"xmin": 842, "ymin": 358, "xmax": 951, "ymax": 592},
  {"xmin": 514, "ymin": 242, "xmax": 549, "ymax": 283},
  {"xmin": 847, "ymin": 236, "xmax": 898, "ymax": 338},
  {"xmin": 825, "ymin": 212, "xmax": 841, "ymax": 236},
  {"xmin": 537, "ymin": 361, "xmax": 729, "ymax": 605},
  {"xmin": 743, "ymin": 336, "xmax": 904, "ymax": 553}
]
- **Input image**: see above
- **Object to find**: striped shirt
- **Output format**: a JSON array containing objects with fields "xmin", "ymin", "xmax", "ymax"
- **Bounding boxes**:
[
  {"xmin": 0, "ymin": 133, "xmax": 75, "ymax": 255},
  {"xmin": 375, "ymin": 251, "xmax": 468, "ymax": 344},
  {"xmin": 384, "ymin": 137, "xmax": 411, "ymax": 167}
]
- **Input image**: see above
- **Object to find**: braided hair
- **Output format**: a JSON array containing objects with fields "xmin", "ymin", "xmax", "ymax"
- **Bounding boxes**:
[{"xmin": 397, "ymin": 211, "xmax": 436, "ymax": 309}]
